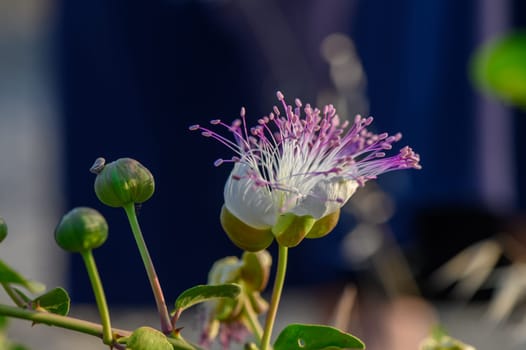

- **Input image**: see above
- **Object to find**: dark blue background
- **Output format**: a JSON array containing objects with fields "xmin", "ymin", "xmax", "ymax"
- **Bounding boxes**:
[{"xmin": 55, "ymin": 0, "xmax": 526, "ymax": 303}]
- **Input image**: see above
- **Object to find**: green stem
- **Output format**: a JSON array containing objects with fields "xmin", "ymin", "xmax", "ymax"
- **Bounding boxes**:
[
  {"xmin": 260, "ymin": 245, "xmax": 288, "ymax": 350},
  {"xmin": 1, "ymin": 282, "xmax": 27, "ymax": 308},
  {"xmin": 243, "ymin": 296, "xmax": 263, "ymax": 341},
  {"xmin": 123, "ymin": 203, "xmax": 172, "ymax": 334},
  {"xmin": 0, "ymin": 303, "xmax": 130, "ymax": 339},
  {"xmin": 81, "ymin": 250, "xmax": 113, "ymax": 345}
]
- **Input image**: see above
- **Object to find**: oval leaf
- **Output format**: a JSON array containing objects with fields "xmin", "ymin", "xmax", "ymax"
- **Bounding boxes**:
[
  {"xmin": 126, "ymin": 327, "xmax": 173, "ymax": 350},
  {"xmin": 0, "ymin": 259, "xmax": 45, "ymax": 294},
  {"xmin": 32, "ymin": 287, "xmax": 70, "ymax": 316},
  {"xmin": 274, "ymin": 324, "xmax": 365, "ymax": 350},
  {"xmin": 174, "ymin": 283, "xmax": 241, "ymax": 312}
]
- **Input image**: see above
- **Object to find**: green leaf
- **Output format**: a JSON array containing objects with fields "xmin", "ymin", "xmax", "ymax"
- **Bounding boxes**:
[
  {"xmin": 13, "ymin": 287, "xmax": 70, "ymax": 315},
  {"xmin": 126, "ymin": 327, "xmax": 173, "ymax": 350},
  {"xmin": 174, "ymin": 283, "xmax": 241, "ymax": 312},
  {"xmin": 0, "ymin": 259, "xmax": 45, "ymax": 294},
  {"xmin": 274, "ymin": 324, "xmax": 365, "ymax": 350},
  {"xmin": 32, "ymin": 287, "xmax": 70, "ymax": 316}
]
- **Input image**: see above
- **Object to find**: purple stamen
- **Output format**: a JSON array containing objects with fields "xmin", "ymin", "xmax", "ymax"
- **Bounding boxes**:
[{"xmin": 191, "ymin": 91, "xmax": 421, "ymax": 217}]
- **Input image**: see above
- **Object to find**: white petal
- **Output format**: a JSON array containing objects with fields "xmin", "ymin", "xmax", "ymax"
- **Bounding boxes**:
[
  {"xmin": 290, "ymin": 177, "xmax": 358, "ymax": 219},
  {"xmin": 223, "ymin": 163, "xmax": 276, "ymax": 229}
]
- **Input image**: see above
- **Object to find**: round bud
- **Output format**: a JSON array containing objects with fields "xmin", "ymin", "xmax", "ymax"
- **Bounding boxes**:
[
  {"xmin": 93, "ymin": 158, "xmax": 155, "ymax": 208},
  {"xmin": 220, "ymin": 206, "xmax": 274, "ymax": 252},
  {"xmin": 241, "ymin": 250, "xmax": 272, "ymax": 292},
  {"xmin": 55, "ymin": 207, "xmax": 108, "ymax": 253},
  {"xmin": 0, "ymin": 217, "xmax": 7, "ymax": 243},
  {"xmin": 126, "ymin": 327, "xmax": 172, "ymax": 350},
  {"xmin": 305, "ymin": 209, "xmax": 340, "ymax": 239}
]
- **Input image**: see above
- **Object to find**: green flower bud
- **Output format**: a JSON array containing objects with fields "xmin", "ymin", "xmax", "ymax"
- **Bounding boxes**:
[
  {"xmin": 241, "ymin": 250, "xmax": 272, "ymax": 292},
  {"xmin": 126, "ymin": 326, "xmax": 172, "ymax": 350},
  {"xmin": 0, "ymin": 217, "xmax": 7, "ymax": 243},
  {"xmin": 220, "ymin": 206, "xmax": 274, "ymax": 252},
  {"xmin": 272, "ymin": 213, "xmax": 316, "ymax": 247},
  {"xmin": 240, "ymin": 251, "xmax": 271, "ymax": 315},
  {"xmin": 92, "ymin": 157, "xmax": 155, "ymax": 208},
  {"xmin": 305, "ymin": 209, "xmax": 340, "ymax": 239},
  {"xmin": 55, "ymin": 207, "xmax": 108, "ymax": 253},
  {"xmin": 207, "ymin": 256, "xmax": 244, "ymax": 321},
  {"xmin": 208, "ymin": 256, "xmax": 242, "ymax": 285}
]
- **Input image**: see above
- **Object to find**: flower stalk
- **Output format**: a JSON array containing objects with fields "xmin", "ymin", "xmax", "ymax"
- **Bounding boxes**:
[
  {"xmin": 80, "ymin": 250, "xmax": 113, "ymax": 345},
  {"xmin": 242, "ymin": 295, "xmax": 264, "ymax": 341},
  {"xmin": 260, "ymin": 245, "xmax": 288, "ymax": 350},
  {"xmin": 123, "ymin": 203, "xmax": 172, "ymax": 334}
]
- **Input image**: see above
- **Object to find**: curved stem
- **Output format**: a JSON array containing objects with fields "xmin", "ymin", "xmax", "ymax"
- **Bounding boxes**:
[
  {"xmin": 123, "ymin": 203, "xmax": 172, "ymax": 334},
  {"xmin": 0, "ymin": 303, "xmax": 130, "ymax": 339},
  {"xmin": 1, "ymin": 282, "xmax": 28, "ymax": 308},
  {"xmin": 81, "ymin": 250, "xmax": 113, "ymax": 345},
  {"xmin": 243, "ymin": 296, "xmax": 263, "ymax": 341},
  {"xmin": 260, "ymin": 245, "xmax": 288, "ymax": 350}
]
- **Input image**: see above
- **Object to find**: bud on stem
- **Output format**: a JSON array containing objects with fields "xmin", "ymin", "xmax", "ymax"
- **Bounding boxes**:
[
  {"xmin": 54, "ymin": 207, "xmax": 108, "ymax": 253},
  {"xmin": 93, "ymin": 157, "xmax": 155, "ymax": 208}
]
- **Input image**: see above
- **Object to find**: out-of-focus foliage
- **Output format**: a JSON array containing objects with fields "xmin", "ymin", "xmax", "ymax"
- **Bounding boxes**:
[{"xmin": 470, "ymin": 30, "xmax": 526, "ymax": 110}]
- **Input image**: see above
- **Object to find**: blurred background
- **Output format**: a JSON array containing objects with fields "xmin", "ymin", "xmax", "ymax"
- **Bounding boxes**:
[{"xmin": 1, "ymin": 0, "xmax": 526, "ymax": 349}]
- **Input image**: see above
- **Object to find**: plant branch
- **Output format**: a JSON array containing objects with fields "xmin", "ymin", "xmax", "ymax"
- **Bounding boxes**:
[
  {"xmin": 0, "ymin": 303, "xmax": 130, "ymax": 339},
  {"xmin": 81, "ymin": 250, "xmax": 113, "ymax": 345}
]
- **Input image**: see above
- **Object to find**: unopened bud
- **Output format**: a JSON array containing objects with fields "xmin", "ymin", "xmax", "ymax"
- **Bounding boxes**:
[
  {"xmin": 207, "ymin": 256, "xmax": 244, "ymax": 321},
  {"xmin": 241, "ymin": 250, "xmax": 272, "ymax": 292},
  {"xmin": 208, "ymin": 256, "xmax": 242, "ymax": 285},
  {"xmin": 93, "ymin": 158, "xmax": 155, "ymax": 208},
  {"xmin": 54, "ymin": 207, "xmax": 108, "ymax": 253}
]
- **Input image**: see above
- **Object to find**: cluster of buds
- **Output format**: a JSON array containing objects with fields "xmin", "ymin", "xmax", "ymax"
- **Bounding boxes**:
[{"xmin": 201, "ymin": 250, "xmax": 272, "ymax": 349}]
